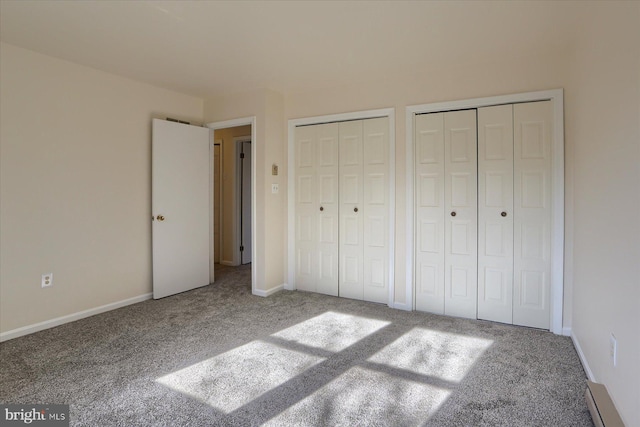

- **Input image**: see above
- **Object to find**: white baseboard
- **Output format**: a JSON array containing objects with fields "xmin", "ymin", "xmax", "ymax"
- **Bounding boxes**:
[
  {"xmin": 562, "ymin": 326, "xmax": 572, "ymax": 337},
  {"xmin": 220, "ymin": 260, "xmax": 236, "ymax": 266},
  {"xmin": 253, "ymin": 284, "xmax": 284, "ymax": 297},
  {"xmin": 283, "ymin": 283, "xmax": 294, "ymax": 291},
  {"xmin": 0, "ymin": 293, "xmax": 152, "ymax": 343},
  {"xmin": 571, "ymin": 330, "xmax": 595, "ymax": 381},
  {"xmin": 391, "ymin": 301, "xmax": 412, "ymax": 311}
]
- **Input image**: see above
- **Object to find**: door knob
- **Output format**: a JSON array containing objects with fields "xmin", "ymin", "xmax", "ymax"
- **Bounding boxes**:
[
  {"xmin": 156, "ymin": 215, "xmax": 165, "ymax": 221},
  {"xmin": 450, "ymin": 211, "xmax": 456, "ymax": 217},
  {"xmin": 320, "ymin": 206, "xmax": 324, "ymax": 212},
  {"xmin": 501, "ymin": 211, "xmax": 507, "ymax": 217},
  {"xmin": 354, "ymin": 207, "xmax": 358, "ymax": 213}
]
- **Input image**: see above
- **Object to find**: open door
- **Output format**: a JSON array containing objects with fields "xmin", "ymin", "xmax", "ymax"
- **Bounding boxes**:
[{"xmin": 152, "ymin": 119, "xmax": 212, "ymax": 299}]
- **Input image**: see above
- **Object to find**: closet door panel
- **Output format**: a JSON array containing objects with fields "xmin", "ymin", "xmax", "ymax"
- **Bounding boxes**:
[
  {"xmin": 477, "ymin": 104, "xmax": 514, "ymax": 324},
  {"xmin": 316, "ymin": 123, "xmax": 340, "ymax": 296},
  {"xmin": 414, "ymin": 113, "xmax": 445, "ymax": 313},
  {"xmin": 363, "ymin": 117, "xmax": 389, "ymax": 303},
  {"xmin": 444, "ymin": 110, "xmax": 478, "ymax": 319},
  {"xmin": 295, "ymin": 125, "xmax": 318, "ymax": 292},
  {"xmin": 339, "ymin": 120, "xmax": 364, "ymax": 300},
  {"xmin": 513, "ymin": 101, "xmax": 552, "ymax": 329}
]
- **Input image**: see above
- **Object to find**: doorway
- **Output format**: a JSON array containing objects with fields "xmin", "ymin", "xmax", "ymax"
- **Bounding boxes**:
[{"xmin": 210, "ymin": 118, "xmax": 256, "ymax": 294}]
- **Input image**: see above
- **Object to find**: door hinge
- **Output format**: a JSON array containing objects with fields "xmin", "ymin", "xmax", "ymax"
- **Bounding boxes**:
[
  {"xmin": 240, "ymin": 153, "xmax": 245, "ymax": 159},
  {"xmin": 240, "ymin": 246, "xmax": 244, "ymax": 251}
]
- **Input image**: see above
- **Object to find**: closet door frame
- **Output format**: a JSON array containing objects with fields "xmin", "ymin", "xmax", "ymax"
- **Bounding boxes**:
[
  {"xmin": 406, "ymin": 89, "xmax": 565, "ymax": 334},
  {"xmin": 287, "ymin": 108, "xmax": 396, "ymax": 307}
]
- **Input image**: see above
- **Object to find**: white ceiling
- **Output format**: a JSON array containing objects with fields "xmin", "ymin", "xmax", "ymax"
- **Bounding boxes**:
[{"xmin": 0, "ymin": 1, "xmax": 580, "ymax": 98}]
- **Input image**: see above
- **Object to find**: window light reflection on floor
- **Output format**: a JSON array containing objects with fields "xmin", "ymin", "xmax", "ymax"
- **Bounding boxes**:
[
  {"xmin": 263, "ymin": 366, "xmax": 451, "ymax": 426},
  {"xmin": 155, "ymin": 312, "xmax": 389, "ymax": 414},
  {"xmin": 271, "ymin": 311, "xmax": 390, "ymax": 352},
  {"xmin": 367, "ymin": 327, "xmax": 493, "ymax": 383}
]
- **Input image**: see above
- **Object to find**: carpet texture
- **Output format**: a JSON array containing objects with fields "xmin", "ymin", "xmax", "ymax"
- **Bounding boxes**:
[{"xmin": 0, "ymin": 264, "xmax": 593, "ymax": 426}]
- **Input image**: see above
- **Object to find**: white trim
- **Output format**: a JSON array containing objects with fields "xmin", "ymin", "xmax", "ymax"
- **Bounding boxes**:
[
  {"xmin": 287, "ymin": 108, "xmax": 396, "ymax": 307},
  {"xmin": 206, "ymin": 117, "xmax": 258, "ymax": 296},
  {"xmin": 0, "ymin": 293, "xmax": 152, "ymax": 342},
  {"xmin": 571, "ymin": 330, "xmax": 595, "ymax": 381},
  {"xmin": 562, "ymin": 326, "xmax": 572, "ymax": 337},
  {"xmin": 220, "ymin": 260, "xmax": 235, "ymax": 267},
  {"xmin": 253, "ymin": 284, "xmax": 285, "ymax": 297},
  {"xmin": 406, "ymin": 89, "xmax": 565, "ymax": 334}
]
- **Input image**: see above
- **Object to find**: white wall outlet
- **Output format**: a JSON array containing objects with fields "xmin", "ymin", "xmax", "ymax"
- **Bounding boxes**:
[
  {"xmin": 609, "ymin": 333, "xmax": 617, "ymax": 367},
  {"xmin": 271, "ymin": 183, "xmax": 279, "ymax": 194},
  {"xmin": 41, "ymin": 273, "xmax": 53, "ymax": 288}
]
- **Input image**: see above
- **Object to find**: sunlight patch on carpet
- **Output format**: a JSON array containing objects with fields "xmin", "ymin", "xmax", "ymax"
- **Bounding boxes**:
[
  {"xmin": 367, "ymin": 327, "xmax": 493, "ymax": 383},
  {"xmin": 263, "ymin": 366, "xmax": 451, "ymax": 426},
  {"xmin": 271, "ymin": 311, "xmax": 390, "ymax": 352},
  {"xmin": 156, "ymin": 341, "xmax": 324, "ymax": 413}
]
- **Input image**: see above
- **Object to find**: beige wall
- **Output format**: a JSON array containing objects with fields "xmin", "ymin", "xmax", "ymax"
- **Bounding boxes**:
[
  {"xmin": 567, "ymin": 4, "xmax": 640, "ymax": 426},
  {"xmin": 213, "ymin": 125, "xmax": 251, "ymax": 265},
  {"xmin": 0, "ymin": 43, "xmax": 204, "ymax": 333}
]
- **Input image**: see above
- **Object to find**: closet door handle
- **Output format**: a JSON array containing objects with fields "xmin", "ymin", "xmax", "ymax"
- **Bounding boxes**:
[
  {"xmin": 354, "ymin": 207, "xmax": 358, "ymax": 213},
  {"xmin": 501, "ymin": 211, "xmax": 507, "ymax": 217},
  {"xmin": 450, "ymin": 211, "xmax": 456, "ymax": 217},
  {"xmin": 320, "ymin": 206, "xmax": 324, "ymax": 212}
]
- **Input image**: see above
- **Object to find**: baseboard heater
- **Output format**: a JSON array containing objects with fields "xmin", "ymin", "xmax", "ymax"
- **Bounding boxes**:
[{"xmin": 585, "ymin": 381, "xmax": 625, "ymax": 427}]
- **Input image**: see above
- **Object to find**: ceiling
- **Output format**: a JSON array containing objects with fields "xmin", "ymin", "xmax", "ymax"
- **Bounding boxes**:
[{"xmin": 0, "ymin": 1, "xmax": 580, "ymax": 99}]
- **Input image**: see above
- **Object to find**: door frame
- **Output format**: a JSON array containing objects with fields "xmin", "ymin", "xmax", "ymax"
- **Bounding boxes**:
[
  {"xmin": 287, "ymin": 108, "xmax": 396, "ymax": 307},
  {"xmin": 234, "ymin": 136, "xmax": 252, "ymax": 265},
  {"xmin": 406, "ymin": 89, "xmax": 565, "ymax": 334},
  {"xmin": 206, "ymin": 117, "xmax": 257, "ymax": 295}
]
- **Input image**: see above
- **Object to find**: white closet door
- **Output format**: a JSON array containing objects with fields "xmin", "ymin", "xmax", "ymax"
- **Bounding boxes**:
[
  {"xmin": 444, "ymin": 110, "xmax": 478, "ymax": 319},
  {"xmin": 295, "ymin": 125, "xmax": 318, "ymax": 292},
  {"xmin": 513, "ymin": 101, "xmax": 552, "ymax": 329},
  {"xmin": 362, "ymin": 117, "xmax": 389, "ymax": 303},
  {"xmin": 478, "ymin": 105, "xmax": 514, "ymax": 323},
  {"xmin": 339, "ymin": 120, "xmax": 364, "ymax": 300},
  {"xmin": 414, "ymin": 113, "xmax": 446, "ymax": 313},
  {"xmin": 316, "ymin": 123, "xmax": 340, "ymax": 296}
]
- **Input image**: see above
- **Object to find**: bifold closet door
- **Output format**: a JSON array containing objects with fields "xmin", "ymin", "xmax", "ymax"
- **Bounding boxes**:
[
  {"xmin": 338, "ymin": 120, "xmax": 364, "ymax": 300},
  {"xmin": 415, "ymin": 110, "xmax": 477, "ymax": 319},
  {"xmin": 478, "ymin": 104, "xmax": 514, "ymax": 324},
  {"xmin": 362, "ymin": 117, "xmax": 390, "ymax": 303},
  {"xmin": 295, "ymin": 123, "xmax": 339, "ymax": 296},
  {"xmin": 513, "ymin": 101, "xmax": 552, "ymax": 329},
  {"xmin": 338, "ymin": 117, "xmax": 390, "ymax": 303}
]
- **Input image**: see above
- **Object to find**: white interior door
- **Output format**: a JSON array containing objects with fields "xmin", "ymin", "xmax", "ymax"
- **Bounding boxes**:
[
  {"xmin": 339, "ymin": 120, "xmax": 364, "ymax": 300},
  {"xmin": 295, "ymin": 123, "xmax": 339, "ymax": 296},
  {"xmin": 478, "ymin": 105, "xmax": 514, "ymax": 323},
  {"xmin": 513, "ymin": 101, "xmax": 552, "ymax": 329},
  {"xmin": 294, "ymin": 125, "xmax": 318, "ymax": 292},
  {"xmin": 316, "ymin": 123, "xmax": 340, "ymax": 296},
  {"xmin": 152, "ymin": 119, "xmax": 211, "ymax": 299},
  {"xmin": 241, "ymin": 141, "xmax": 252, "ymax": 264},
  {"xmin": 415, "ymin": 112, "xmax": 446, "ymax": 313},
  {"xmin": 444, "ymin": 110, "xmax": 478, "ymax": 319},
  {"xmin": 362, "ymin": 117, "xmax": 389, "ymax": 303}
]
